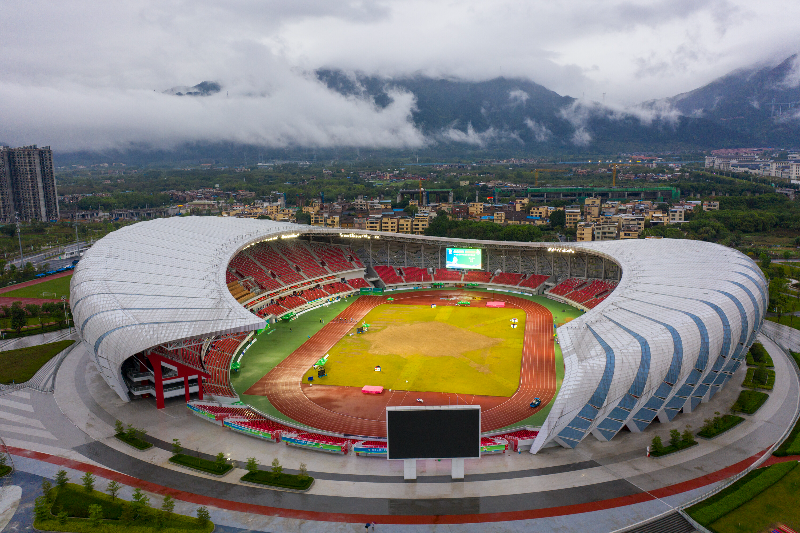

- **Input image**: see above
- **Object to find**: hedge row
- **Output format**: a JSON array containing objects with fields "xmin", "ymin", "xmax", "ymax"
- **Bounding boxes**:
[{"xmin": 687, "ymin": 461, "xmax": 798, "ymax": 526}]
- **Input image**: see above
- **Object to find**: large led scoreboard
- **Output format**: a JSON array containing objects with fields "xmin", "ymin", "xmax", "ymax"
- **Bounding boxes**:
[
  {"xmin": 445, "ymin": 248, "xmax": 482, "ymax": 270},
  {"xmin": 387, "ymin": 405, "xmax": 480, "ymax": 455}
]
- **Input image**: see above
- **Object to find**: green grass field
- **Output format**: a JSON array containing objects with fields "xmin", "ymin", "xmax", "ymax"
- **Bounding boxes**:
[
  {"xmin": 0, "ymin": 339, "xmax": 74, "ymax": 384},
  {"xmin": 704, "ymin": 461, "xmax": 800, "ymax": 533},
  {"xmin": 3, "ymin": 274, "xmax": 72, "ymax": 299},
  {"xmin": 303, "ymin": 304, "xmax": 526, "ymax": 397}
]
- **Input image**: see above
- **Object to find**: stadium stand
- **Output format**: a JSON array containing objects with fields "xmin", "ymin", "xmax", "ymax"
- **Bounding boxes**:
[
  {"xmin": 490, "ymin": 272, "xmax": 523, "ymax": 286},
  {"xmin": 401, "ymin": 266, "xmax": 432, "ymax": 283},
  {"xmin": 463, "ymin": 270, "xmax": 493, "ymax": 283},
  {"xmin": 274, "ymin": 240, "xmax": 329, "ymax": 278},
  {"xmin": 548, "ymin": 278, "xmax": 585, "ymax": 296},
  {"xmin": 374, "ymin": 265, "xmax": 404, "ymax": 284},
  {"xmin": 227, "ymin": 281, "xmax": 254, "ymax": 303},
  {"xmin": 518, "ymin": 274, "xmax": 549, "ymax": 290},
  {"xmin": 249, "ymin": 244, "xmax": 305, "ymax": 285},
  {"xmin": 323, "ymin": 282, "xmax": 353, "ymax": 295},
  {"xmin": 433, "ymin": 268, "xmax": 463, "ymax": 281},
  {"xmin": 347, "ymin": 278, "xmax": 371, "ymax": 289},
  {"xmin": 230, "ymin": 254, "xmax": 284, "ymax": 291},
  {"xmin": 309, "ymin": 242, "xmax": 362, "ymax": 273},
  {"xmin": 257, "ymin": 303, "xmax": 286, "ymax": 317},
  {"xmin": 202, "ymin": 333, "xmax": 249, "ymax": 397},
  {"xmin": 226, "ymin": 270, "xmax": 238, "ymax": 284},
  {"xmin": 300, "ymin": 287, "xmax": 328, "ymax": 301},
  {"xmin": 277, "ymin": 295, "xmax": 306, "ymax": 309}
]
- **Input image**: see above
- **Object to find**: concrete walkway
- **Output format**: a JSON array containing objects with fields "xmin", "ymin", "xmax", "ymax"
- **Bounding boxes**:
[{"xmin": 0, "ymin": 333, "xmax": 797, "ymax": 532}]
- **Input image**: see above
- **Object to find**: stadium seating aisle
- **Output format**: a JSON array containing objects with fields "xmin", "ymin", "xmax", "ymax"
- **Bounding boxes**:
[
  {"xmin": 250, "ymin": 244, "xmax": 305, "ymax": 285},
  {"xmin": 309, "ymin": 242, "xmax": 362, "ymax": 273}
]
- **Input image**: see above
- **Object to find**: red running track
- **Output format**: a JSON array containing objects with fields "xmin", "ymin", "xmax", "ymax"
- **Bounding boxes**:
[{"xmin": 245, "ymin": 291, "xmax": 557, "ymax": 437}]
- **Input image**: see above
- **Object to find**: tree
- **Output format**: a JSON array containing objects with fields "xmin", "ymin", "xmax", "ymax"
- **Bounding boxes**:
[
  {"xmin": 10, "ymin": 302, "xmax": 26, "ymax": 333},
  {"xmin": 271, "ymin": 458, "xmax": 283, "ymax": 475},
  {"xmin": 34, "ymin": 496, "xmax": 49, "ymax": 522},
  {"xmin": 57, "ymin": 510, "xmax": 68, "ymax": 525},
  {"xmin": 215, "ymin": 452, "xmax": 227, "ymax": 469},
  {"xmin": 172, "ymin": 438, "xmax": 182, "ymax": 455},
  {"xmin": 299, "ymin": 462, "xmax": 308, "ymax": 480},
  {"xmin": 81, "ymin": 471, "xmax": 95, "ymax": 493},
  {"xmin": 669, "ymin": 429, "xmax": 681, "ymax": 448},
  {"xmin": 246, "ymin": 457, "xmax": 259, "ymax": 474},
  {"xmin": 41, "ymin": 479, "xmax": 53, "ymax": 502},
  {"xmin": 88, "ymin": 504, "xmax": 103, "ymax": 527},
  {"xmin": 106, "ymin": 480, "xmax": 121, "ymax": 501},
  {"xmin": 114, "ymin": 420, "xmax": 125, "ymax": 435},
  {"xmin": 25, "ymin": 304, "xmax": 41, "ymax": 329},
  {"xmin": 651, "ymin": 435, "xmax": 664, "ymax": 454},
  {"xmin": 682, "ymin": 428, "xmax": 695, "ymax": 445},
  {"xmin": 55, "ymin": 469, "xmax": 68, "ymax": 489},
  {"xmin": 760, "ymin": 252, "xmax": 771, "ymax": 269},
  {"xmin": 196, "ymin": 506, "xmax": 210, "ymax": 525},
  {"xmin": 548, "ymin": 209, "xmax": 566, "ymax": 229},
  {"xmin": 131, "ymin": 487, "xmax": 150, "ymax": 521},
  {"xmin": 161, "ymin": 494, "xmax": 175, "ymax": 515}
]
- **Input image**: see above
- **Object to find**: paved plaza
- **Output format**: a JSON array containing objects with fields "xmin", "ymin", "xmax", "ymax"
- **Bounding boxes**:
[{"xmin": 0, "ymin": 332, "xmax": 797, "ymax": 532}]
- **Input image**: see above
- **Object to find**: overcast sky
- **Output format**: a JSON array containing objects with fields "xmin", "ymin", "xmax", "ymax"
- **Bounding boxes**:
[{"xmin": 1, "ymin": 0, "xmax": 799, "ymax": 151}]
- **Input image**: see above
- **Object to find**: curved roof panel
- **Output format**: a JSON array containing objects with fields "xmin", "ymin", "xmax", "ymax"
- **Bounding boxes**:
[{"xmin": 70, "ymin": 218, "xmax": 766, "ymax": 451}]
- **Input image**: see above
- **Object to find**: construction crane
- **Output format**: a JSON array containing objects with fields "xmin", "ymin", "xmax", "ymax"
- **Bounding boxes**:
[{"xmin": 534, "ymin": 169, "xmax": 562, "ymax": 187}]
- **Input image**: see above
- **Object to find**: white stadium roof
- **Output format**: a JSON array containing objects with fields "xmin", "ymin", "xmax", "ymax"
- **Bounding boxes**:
[{"xmin": 70, "ymin": 217, "xmax": 766, "ymax": 450}]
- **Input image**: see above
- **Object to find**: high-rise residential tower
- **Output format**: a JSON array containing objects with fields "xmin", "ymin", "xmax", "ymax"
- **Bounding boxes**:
[{"xmin": 0, "ymin": 145, "xmax": 59, "ymax": 222}]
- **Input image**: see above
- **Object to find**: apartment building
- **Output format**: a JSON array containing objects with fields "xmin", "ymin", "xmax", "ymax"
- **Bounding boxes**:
[
  {"xmin": 565, "ymin": 208, "xmax": 581, "ymax": 228},
  {"xmin": 0, "ymin": 145, "xmax": 59, "ymax": 222},
  {"xmin": 576, "ymin": 222, "xmax": 594, "ymax": 242}
]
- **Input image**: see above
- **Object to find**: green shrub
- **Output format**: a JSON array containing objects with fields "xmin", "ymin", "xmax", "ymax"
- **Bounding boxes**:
[
  {"xmin": 731, "ymin": 390, "xmax": 769, "ymax": 414},
  {"xmin": 115, "ymin": 432, "xmax": 153, "ymax": 450},
  {"xmin": 169, "ymin": 453, "xmax": 232, "ymax": 475},
  {"xmin": 774, "ymin": 416, "xmax": 800, "ymax": 457},
  {"xmin": 240, "ymin": 470, "xmax": 314, "ymax": 490},
  {"xmin": 747, "ymin": 343, "xmax": 774, "ymax": 367},
  {"xmin": 698, "ymin": 415, "xmax": 744, "ymax": 438},
  {"xmin": 743, "ymin": 367, "xmax": 775, "ymax": 390},
  {"xmin": 687, "ymin": 462, "xmax": 797, "ymax": 526}
]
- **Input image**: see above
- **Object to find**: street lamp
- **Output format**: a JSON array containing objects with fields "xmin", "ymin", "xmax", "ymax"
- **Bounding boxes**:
[
  {"xmin": 15, "ymin": 214, "xmax": 23, "ymax": 267},
  {"xmin": 61, "ymin": 295, "xmax": 70, "ymax": 332}
]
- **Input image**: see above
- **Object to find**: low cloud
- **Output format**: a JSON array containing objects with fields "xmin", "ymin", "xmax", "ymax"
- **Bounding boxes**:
[
  {"xmin": 439, "ymin": 124, "xmax": 499, "ymax": 147},
  {"xmin": 524, "ymin": 118, "xmax": 552, "ymax": 142},
  {"xmin": 0, "ymin": 77, "xmax": 426, "ymax": 151},
  {"xmin": 508, "ymin": 89, "xmax": 529, "ymax": 106},
  {"xmin": 571, "ymin": 127, "xmax": 592, "ymax": 146}
]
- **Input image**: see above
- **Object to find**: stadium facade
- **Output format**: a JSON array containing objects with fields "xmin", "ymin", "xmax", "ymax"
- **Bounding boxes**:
[{"xmin": 70, "ymin": 217, "xmax": 767, "ymax": 452}]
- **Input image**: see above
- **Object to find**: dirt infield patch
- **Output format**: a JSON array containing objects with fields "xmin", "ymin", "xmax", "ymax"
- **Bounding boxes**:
[{"xmin": 368, "ymin": 322, "xmax": 500, "ymax": 359}]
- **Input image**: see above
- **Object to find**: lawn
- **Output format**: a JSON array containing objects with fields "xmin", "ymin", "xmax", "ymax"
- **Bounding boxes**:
[
  {"xmin": 302, "ymin": 303, "xmax": 527, "ymax": 397},
  {"xmin": 2, "ymin": 274, "xmax": 72, "ymax": 299},
  {"xmin": 742, "ymin": 367, "xmax": 776, "ymax": 390},
  {"xmin": 0, "ymin": 339, "xmax": 74, "ymax": 384},
  {"xmin": 169, "ymin": 454, "xmax": 232, "ymax": 475},
  {"xmin": 703, "ymin": 461, "xmax": 800, "ymax": 533},
  {"xmin": 731, "ymin": 390, "xmax": 769, "ymax": 415},
  {"xmin": 39, "ymin": 482, "xmax": 213, "ymax": 532}
]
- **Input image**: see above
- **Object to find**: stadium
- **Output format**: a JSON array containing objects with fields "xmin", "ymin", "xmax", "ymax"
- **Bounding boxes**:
[{"xmin": 69, "ymin": 216, "xmax": 767, "ymax": 458}]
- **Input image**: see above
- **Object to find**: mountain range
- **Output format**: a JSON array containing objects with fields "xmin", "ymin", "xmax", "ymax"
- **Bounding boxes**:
[{"xmin": 49, "ymin": 55, "xmax": 800, "ymax": 165}]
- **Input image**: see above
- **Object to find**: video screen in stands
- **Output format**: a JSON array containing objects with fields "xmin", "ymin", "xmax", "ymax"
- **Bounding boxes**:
[
  {"xmin": 386, "ymin": 406, "xmax": 480, "ymax": 459},
  {"xmin": 445, "ymin": 248, "xmax": 482, "ymax": 270}
]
